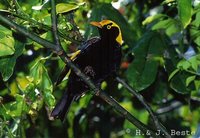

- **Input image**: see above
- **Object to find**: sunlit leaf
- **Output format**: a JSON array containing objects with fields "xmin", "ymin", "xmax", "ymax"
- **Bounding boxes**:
[
  {"xmin": 186, "ymin": 76, "xmax": 196, "ymax": 87},
  {"xmin": 152, "ymin": 19, "xmax": 173, "ymax": 30},
  {"xmin": 168, "ymin": 68, "xmax": 180, "ymax": 81},
  {"xmin": 151, "ymin": 18, "xmax": 181, "ymax": 36},
  {"xmin": 165, "ymin": 23, "xmax": 181, "ymax": 36},
  {"xmin": 0, "ymin": 40, "xmax": 24, "ymax": 81},
  {"xmin": 194, "ymin": 80, "xmax": 200, "ymax": 91},
  {"xmin": 188, "ymin": 54, "xmax": 200, "ymax": 71},
  {"xmin": 177, "ymin": 0, "xmax": 192, "ymax": 28},
  {"xmin": 0, "ymin": 25, "xmax": 15, "ymax": 57},
  {"xmin": 177, "ymin": 55, "xmax": 200, "ymax": 73},
  {"xmin": 177, "ymin": 60, "xmax": 191, "ymax": 70},
  {"xmin": 30, "ymin": 60, "xmax": 42, "ymax": 85},
  {"xmin": 56, "ymin": 3, "xmax": 85, "ymax": 14},
  {"xmin": 190, "ymin": 11, "xmax": 200, "ymax": 46},
  {"xmin": 5, "ymin": 94, "xmax": 28, "ymax": 117},
  {"xmin": 30, "ymin": 58, "xmax": 55, "ymax": 109},
  {"xmin": 33, "ymin": 31, "xmax": 53, "ymax": 49},
  {"xmin": 192, "ymin": 11, "xmax": 200, "ymax": 27},
  {"xmin": 10, "ymin": 81, "xmax": 19, "ymax": 96},
  {"xmin": 16, "ymin": 75, "xmax": 31, "ymax": 92},
  {"xmin": 142, "ymin": 14, "xmax": 166, "ymax": 25}
]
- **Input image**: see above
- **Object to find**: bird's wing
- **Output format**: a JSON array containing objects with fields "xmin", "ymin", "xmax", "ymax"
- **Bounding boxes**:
[
  {"xmin": 77, "ymin": 37, "xmax": 100, "ymax": 53},
  {"xmin": 55, "ymin": 50, "xmax": 81, "ymax": 86},
  {"xmin": 55, "ymin": 37, "xmax": 100, "ymax": 85}
]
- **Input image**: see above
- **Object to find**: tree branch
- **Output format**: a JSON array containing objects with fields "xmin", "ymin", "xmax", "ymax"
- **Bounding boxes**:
[
  {"xmin": 51, "ymin": 0, "xmax": 61, "ymax": 50},
  {"xmin": 156, "ymin": 101, "xmax": 182, "ymax": 115},
  {"xmin": 0, "ymin": 14, "xmax": 162, "ymax": 137},
  {"xmin": 156, "ymin": 97, "xmax": 200, "ymax": 115},
  {"xmin": 116, "ymin": 76, "xmax": 171, "ymax": 138}
]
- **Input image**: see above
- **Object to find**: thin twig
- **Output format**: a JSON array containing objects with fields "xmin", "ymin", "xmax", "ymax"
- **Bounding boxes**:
[
  {"xmin": 0, "ymin": 14, "xmax": 161, "ymax": 137},
  {"xmin": 116, "ymin": 76, "xmax": 171, "ymax": 138},
  {"xmin": 156, "ymin": 101, "xmax": 182, "ymax": 115},
  {"xmin": 156, "ymin": 97, "xmax": 200, "ymax": 115},
  {"xmin": 12, "ymin": 0, "xmax": 21, "ymax": 14}
]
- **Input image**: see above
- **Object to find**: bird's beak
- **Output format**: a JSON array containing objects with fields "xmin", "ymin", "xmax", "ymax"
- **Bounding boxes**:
[{"xmin": 90, "ymin": 21, "xmax": 102, "ymax": 28}]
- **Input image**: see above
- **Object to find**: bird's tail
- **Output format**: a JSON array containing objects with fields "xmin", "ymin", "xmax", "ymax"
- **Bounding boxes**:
[{"xmin": 51, "ymin": 87, "xmax": 75, "ymax": 121}]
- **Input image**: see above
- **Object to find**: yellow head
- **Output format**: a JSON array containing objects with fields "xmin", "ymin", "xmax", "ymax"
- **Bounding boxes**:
[{"xmin": 90, "ymin": 20, "xmax": 123, "ymax": 45}]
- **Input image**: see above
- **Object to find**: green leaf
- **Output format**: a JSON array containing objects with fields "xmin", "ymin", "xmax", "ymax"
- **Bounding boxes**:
[
  {"xmin": 0, "ymin": 40, "xmax": 24, "ymax": 81},
  {"xmin": 30, "ymin": 58, "xmax": 55, "ymax": 109},
  {"xmin": 168, "ymin": 68, "xmax": 180, "ymax": 81},
  {"xmin": 151, "ymin": 18, "xmax": 181, "ymax": 36},
  {"xmin": 30, "ymin": 61, "xmax": 42, "ymax": 85},
  {"xmin": 5, "ymin": 94, "xmax": 28, "ymax": 117},
  {"xmin": 152, "ymin": 19, "xmax": 174, "ymax": 30},
  {"xmin": 165, "ymin": 58, "xmax": 190, "ymax": 94},
  {"xmin": 190, "ymin": 11, "xmax": 200, "ymax": 46},
  {"xmin": 142, "ymin": 14, "xmax": 166, "ymax": 25},
  {"xmin": 85, "ymin": 3, "xmax": 138, "ymax": 47},
  {"xmin": 33, "ymin": 31, "xmax": 53, "ymax": 49},
  {"xmin": 170, "ymin": 72, "xmax": 190, "ymax": 94},
  {"xmin": 56, "ymin": 3, "xmax": 84, "ymax": 14},
  {"xmin": 0, "ymin": 25, "xmax": 15, "ymax": 57},
  {"xmin": 192, "ymin": 11, "xmax": 200, "ymax": 27},
  {"xmin": 41, "ymin": 65, "xmax": 55, "ymax": 108},
  {"xmin": 177, "ymin": 60, "xmax": 191, "ymax": 70},
  {"xmin": 152, "ymin": 79, "xmax": 169, "ymax": 104},
  {"xmin": 188, "ymin": 54, "xmax": 200, "ymax": 71},
  {"xmin": 194, "ymin": 80, "xmax": 200, "ymax": 91},
  {"xmin": 177, "ymin": 55, "xmax": 200, "ymax": 72},
  {"xmin": 126, "ymin": 32, "xmax": 165, "ymax": 91},
  {"xmin": 166, "ymin": 23, "xmax": 181, "ymax": 36},
  {"xmin": 186, "ymin": 76, "xmax": 196, "ymax": 87},
  {"xmin": 43, "ymin": 91, "xmax": 55, "ymax": 108},
  {"xmin": 0, "ymin": 58, "xmax": 16, "ymax": 81},
  {"xmin": 164, "ymin": 45, "xmax": 191, "ymax": 94},
  {"xmin": 177, "ymin": 0, "xmax": 192, "ymax": 28},
  {"xmin": 194, "ymin": 36, "xmax": 200, "ymax": 46}
]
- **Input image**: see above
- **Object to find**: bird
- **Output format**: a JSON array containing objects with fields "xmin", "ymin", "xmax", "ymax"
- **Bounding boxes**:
[{"xmin": 51, "ymin": 20, "xmax": 123, "ymax": 121}]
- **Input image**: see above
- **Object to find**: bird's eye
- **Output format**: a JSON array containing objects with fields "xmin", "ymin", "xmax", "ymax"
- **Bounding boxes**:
[{"xmin": 107, "ymin": 25, "xmax": 111, "ymax": 29}]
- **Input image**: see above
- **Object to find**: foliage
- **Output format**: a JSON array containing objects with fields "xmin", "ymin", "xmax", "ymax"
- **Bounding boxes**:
[{"xmin": 0, "ymin": 0, "xmax": 200, "ymax": 138}]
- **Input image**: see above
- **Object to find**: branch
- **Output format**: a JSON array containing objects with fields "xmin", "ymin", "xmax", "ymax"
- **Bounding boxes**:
[
  {"xmin": 156, "ymin": 101, "xmax": 182, "ymax": 115},
  {"xmin": 51, "ymin": 0, "xmax": 61, "ymax": 49},
  {"xmin": 191, "ymin": 97, "xmax": 200, "ymax": 103},
  {"xmin": 116, "ymin": 77, "xmax": 171, "ymax": 138},
  {"xmin": 156, "ymin": 97, "xmax": 200, "ymax": 115},
  {"xmin": 0, "ymin": 14, "xmax": 161, "ymax": 137}
]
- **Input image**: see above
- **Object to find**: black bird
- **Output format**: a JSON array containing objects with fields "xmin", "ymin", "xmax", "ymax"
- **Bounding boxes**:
[{"xmin": 51, "ymin": 20, "xmax": 123, "ymax": 121}]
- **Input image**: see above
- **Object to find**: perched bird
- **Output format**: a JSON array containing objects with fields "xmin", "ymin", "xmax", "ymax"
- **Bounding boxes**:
[{"xmin": 51, "ymin": 20, "xmax": 123, "ymax": 121}]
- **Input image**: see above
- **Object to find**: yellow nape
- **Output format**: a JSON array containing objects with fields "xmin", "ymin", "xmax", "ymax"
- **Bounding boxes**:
[{"xmin": 100, "ymin": 20, "xmax": 123, "ymax": 45}]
